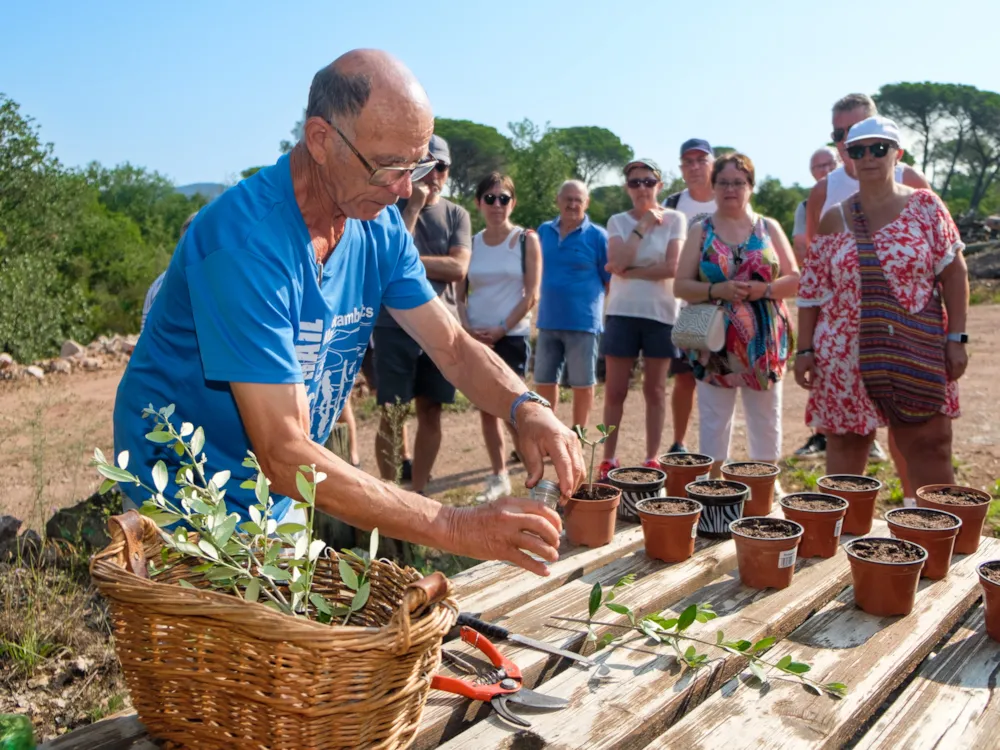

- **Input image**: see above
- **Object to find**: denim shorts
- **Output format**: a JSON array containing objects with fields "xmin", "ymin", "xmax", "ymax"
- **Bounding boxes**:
[
  {"xmin": 600, "ymin": 315, "xmax": 680, "ymax": 359},
  {"xmin": 533, "ymin": 329, "xmax": 599, "ymax": 387}
]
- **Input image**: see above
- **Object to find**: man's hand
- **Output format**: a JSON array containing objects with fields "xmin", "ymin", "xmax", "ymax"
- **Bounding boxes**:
[
  {"xmin": 945, "ymin": 341, "xmax": 968, "ymax": 381},
  {"xmin": 448, "ymin": 497, "xmax": 562, "ymax": 576},
  {"xmin": 794, "ymin": 352, "xmax": 816, "ymax": 390},
  {"xmin": 409, "ymin": 180, "xmax": 431, "ymax": 207},
  {"xmin": 515, "ymin": 403, "xmax": 586, "ymax": 500}
]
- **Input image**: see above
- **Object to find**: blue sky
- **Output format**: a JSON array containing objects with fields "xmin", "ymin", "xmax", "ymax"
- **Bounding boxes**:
[{"xmin": 3, "ymin": 0, "xmax": 997, "ymax": 189}]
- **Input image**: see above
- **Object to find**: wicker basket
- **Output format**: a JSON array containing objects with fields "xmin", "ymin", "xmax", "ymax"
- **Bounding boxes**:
[{"xmin": 90, "ymin": 511, "xmax": 458, "ymax": 749}]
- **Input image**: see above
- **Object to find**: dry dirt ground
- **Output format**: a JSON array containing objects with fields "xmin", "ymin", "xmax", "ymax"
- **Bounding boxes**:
[{"xmin": 3, "ymin": 305, "xmax": 999, "ymax": 528}]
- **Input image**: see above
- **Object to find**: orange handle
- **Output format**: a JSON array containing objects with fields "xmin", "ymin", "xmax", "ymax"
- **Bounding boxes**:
[
  {"xmin": 431, "ymin": 674, "xmax": 515, "ymax": 701},
  {"xmin": 459, "ymin": 626, "xmax": 521, "ymax": 681}
]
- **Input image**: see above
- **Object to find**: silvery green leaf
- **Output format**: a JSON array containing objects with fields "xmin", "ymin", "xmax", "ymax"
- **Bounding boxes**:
[
  {"xmin": 255, "ymin": 473, "xmax": 269, "ymax": 506},
  {"xmin": 152, "ymin": 461, "xmax": 168, "ymax": 493},
  {"xmin": 214, "ymin": 515, "xmax": 238, "ymax": 547},
  {"xmin": 309, "ymin": 593, "xmax": 332, "ymax": 614},
  {"xmin": 211, "ymin": 470, "xmax": 231, "ymax": 488},
  {"xmin": 351, "ymin": 581, "xmax": 370, "ymax": 611},
  {"xmin": 295, "ymin": 472, "xmax": 315, "ymax": 505},
  {"xmin": 205, "ymin": 566, "xmax": 235, "ymax": 582},
  {"xmin": 291, "ymin": 565, "xmax": 301, "ymax": 582},
  {"xmin": 294, "ymin": 536, "xmax": 308, "ymax": 560},
  {"xmin": 339, "ymin": 559, "xmax": 359, "ymax": 590},
  {"xmin": 260, "ymin": 565, "xmax": 288, "ymax": 581},
  {"xmin": 244, "ymin": 579, "xmax": 260, "ymax": 603},
  {"xmin": 241, "ymin": 521, "xmax": 263, "ymax": 536},
  {"xmin": 197, "ymin": 539, "xmax": 219, "ymax": 560},
  {"xmin": 162, "ymin": 404, "xmax": 175, "ymax": 419},
  {"xmin": 191, "ymin": 426, "xmax": 205, "ymax": 456},
  {"xmin": 369, "ymin": 529, "xmax": 379, "ymax": 560},
  {"xmin": 189, "ymin": 498, "xmax": 213, "ymax": 516},
  {"xmin": 239, "ymin": 479, "xmax": 256, "ymax": 490},
  {"xmin": 173, "ymin": 442, "xmax": 185, "ymax": 456},
  {"xmin": 749, "ymin": 660, "xmax": 769, "ymax": 684},
  {"xmin": 98, "ymin": 479, "xmax": 117, "ymax": 495},
  {"xmin": 94, "ymin": 447, "xmax": 107, "ymax": 464},
  {"xmin": 292, "ymin": 590, "xmax": 304, "ymax": 611},
  {"xmin": 180, "ymin": 422, "xmax": 194, "ymax": 437},
  {"xmin": 177, "ymin": 579, "xmax": 196, "ymax": 589},
  {"xmin": 138, "ymin": 506, "xmax": 181, "ymax": 527},
  {"xmin": 97, "ymin": 464, "xmax": 136, "ymax": 484},
  {"xmin": 265, "ymin": 519, "xmax": 277, "ymax": 535},
  {"xmin": 308, "ymin": 539, "xmax": 326, "ymax": 562},
  {"xmin": 276, "ymin": 523, "xmax": 306, "ymax": 536},
  {"xmin": 315, "ymin": 471, "xmax": 327, "ymax": 483},
  {"xmin": 145, "ymin": 431, "xmax": 173, "ymax": 444},
  {"xmin": 249, "ymin": 506, "xmax": 262, "ymax": 526},
  {"xmin": 289, "ymin": 578, "xmax": 306, "ymax": 594},
  {"xmin": 184, "ymin": 469, "xmax": 194, "ymax": 485}
]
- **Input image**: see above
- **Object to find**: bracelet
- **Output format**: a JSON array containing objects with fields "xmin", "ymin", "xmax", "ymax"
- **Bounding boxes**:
[
  {"xmin": 707, "ymin": 283, "xmax": 714, "ymax": 302},
  {"xmin": 632, "ymin": 228, "xmax": 644, "ymax": 240},
  {"xmin": 764, "ymin": 282, "xmax": 772, "ymax": 299},
  {"xmin": 796, "ymin": 348, "xmax": 815, "ymax": 357}
]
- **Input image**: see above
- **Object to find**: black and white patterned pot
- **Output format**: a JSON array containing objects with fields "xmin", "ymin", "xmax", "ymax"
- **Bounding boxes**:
[
  {"xmin": 686, "ymin": 479, "xmax": 750, "ymax": 539},
  {"xmin": 608, "ymin": 467, "xmax": 668, "ymax": 523}
]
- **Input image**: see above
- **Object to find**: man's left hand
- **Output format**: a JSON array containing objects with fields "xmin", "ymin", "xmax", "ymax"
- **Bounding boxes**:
[
  {"xmin": 515, "ymin": 403, "xmax": 586, "ymax": 501},
  {"xmin": 945, "ymin": 341, "xmax": 968, "ymax": 381}
]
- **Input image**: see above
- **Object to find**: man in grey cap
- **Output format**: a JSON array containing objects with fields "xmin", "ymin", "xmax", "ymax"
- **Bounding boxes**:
[{"xmin": 373, "ymin": 134, "xmax": 472, "ymax": 494}]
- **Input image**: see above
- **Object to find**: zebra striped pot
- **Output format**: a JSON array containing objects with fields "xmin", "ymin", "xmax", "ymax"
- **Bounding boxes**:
[
  {"xmin": 685, "ymin": 479, "xmax": 750, "ymax": 539},
  {"xmin": 608, "ymin": 467, "xmax": 667, "ymax": 523}
]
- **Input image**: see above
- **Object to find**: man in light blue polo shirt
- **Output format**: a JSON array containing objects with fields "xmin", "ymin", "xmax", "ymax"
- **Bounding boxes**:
[
  {"xmin": 534, "ymin": 180, "xmax": 610, "ymax": 429},
  {"xmin": 114, "ymin": 50, "xmax": 585, "ymax": 575}
]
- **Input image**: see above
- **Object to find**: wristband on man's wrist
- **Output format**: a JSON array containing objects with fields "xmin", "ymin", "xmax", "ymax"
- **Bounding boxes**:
[{"xmin": 796, "ymin": 348, "xmax": 815, "ymax": 357}]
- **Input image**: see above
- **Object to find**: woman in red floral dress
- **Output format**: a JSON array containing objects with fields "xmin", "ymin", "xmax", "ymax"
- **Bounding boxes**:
[{"xmin": 795, "ymin": 116, "xmax": 970, "ymax": 489}]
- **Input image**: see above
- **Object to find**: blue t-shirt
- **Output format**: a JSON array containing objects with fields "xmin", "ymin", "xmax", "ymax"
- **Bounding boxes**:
[
  {"xmin": 536, "ymin": 215, "xmax": 610, "ymax": 333},
  {"xmin": 114, "ymin": 154, "xmax": 436, "ymax": 521}
]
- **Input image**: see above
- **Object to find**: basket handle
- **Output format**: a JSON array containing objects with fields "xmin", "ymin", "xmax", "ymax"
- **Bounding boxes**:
[
  {"xmin": 391, "ymin": 572, "xmax": 452, "ymax": 654},
  {"xmin": 108, "ymin": 510, "xmax": 149, "ymax": 579}
]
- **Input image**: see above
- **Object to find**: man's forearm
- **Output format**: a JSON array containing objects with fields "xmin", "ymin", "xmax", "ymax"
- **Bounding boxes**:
[
  {"xmin": 797, "ymin": 306, "xmax": 819, "ymax": 350},
  {"xmin": 421, "ymin": 255, "xmax": 468, "ymax": 283}
]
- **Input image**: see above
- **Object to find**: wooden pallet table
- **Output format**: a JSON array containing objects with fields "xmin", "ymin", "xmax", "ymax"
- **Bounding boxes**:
[{"xmin": 42, "ymin": 525, "xmax": 1000, "ymax": 749}]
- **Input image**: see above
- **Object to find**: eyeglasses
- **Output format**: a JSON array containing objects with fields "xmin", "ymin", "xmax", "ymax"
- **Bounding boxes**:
[
  {"xmin": 324, "ymin": 118, "xmax": 438, "ymax": 186},
  {"xmin": 627, "ymin": 177, "xmax": 659, "ymax": 189},
  {"xmin": 832, "ymin": 128, "xmax": 848, "ymax": 143},
  {"xmin": 716, "ymin": 180, "xmax": 750, "ymax": 191},
  {"xmin": 482, "ymin": 193, "xmax": 512, "ymax": 206},
  {"xmin": 846, "ymin": 142, "xmax": 893, "ymax": 160}
]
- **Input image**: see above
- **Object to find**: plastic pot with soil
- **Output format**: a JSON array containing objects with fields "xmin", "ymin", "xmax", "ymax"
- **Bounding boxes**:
[
  {"xmin": 658, "ymin": 452, "xmax": 714, "ymax": 498},
  {"xmin": 977, "ymin": 561, "xmax": 1000, "ymax": 642},
  {"xmin": 686, "ymin": 479, "xmax": 749, "ymax": 539},
  {"xmin": 564, "ymin": 484, "xmax": 621, "ymax": 548},
  {"xmin": 636, "ymin": 497, "xmax": 702, "ymax": 563},
  {"xmin": 816, "ymin": 474, "xmax": 883, "ymax": 536},
  {"xmin": 779, "ymin": 492, "xmax": 848, "ymax": 559},
  {"xmin": 885, "ymin": 507, "xmax": 962, "ymax": 580},
  {"xmin": 730, "ymin": 517, "xmax": 804, "ymax": 590},
  {"xmin": 916, "ymin": 484, "xmax": 991, "ymax": 555},
  {"xmin": 721, "ymin": 461, "xmax": 780, "ymax": 516},
  {"xmin": 607, "ymin": 466, "xmax": 666, "ymax": 524},
  {"xmin": 846, "ymin": 537, "xmax": 927, "ymax": 617}
]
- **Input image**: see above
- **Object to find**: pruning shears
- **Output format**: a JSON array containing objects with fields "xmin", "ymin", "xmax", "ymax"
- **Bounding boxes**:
[{"xmin": 432, "ymin": 626, "xmax": 568, "ymax": 727}]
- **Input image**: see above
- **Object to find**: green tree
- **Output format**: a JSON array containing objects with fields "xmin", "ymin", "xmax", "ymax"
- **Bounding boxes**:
[
  {"xmin": 874, "ymin": 82, "xmax": 950, "ymax": 174},
  {"xmin": 280, "ymin": 110, "xmax": 305, "ymax": 153},
  {"xmin": 587, "ymin": 185, "xmax": 631, "ymax": 228},
  {"xmin": 547, "ymin": 126, "xmax": 633, "ymax": 186},
  {"xmin": 506, "ymin": 119, "xmax": 575, "ymax": 230},
  {"xmin": 432, "ymin": 117, "xmax": 511, "ymax": 199},
  {"xmin": 751, "ymin": 178, "xmax": 809, "ymax": 239}
]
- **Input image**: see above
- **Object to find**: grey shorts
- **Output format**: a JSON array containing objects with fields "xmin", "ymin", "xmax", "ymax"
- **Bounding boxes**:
[{"xmin": 533, "ymin": 329, "xmax": 599, "ymax": 388}]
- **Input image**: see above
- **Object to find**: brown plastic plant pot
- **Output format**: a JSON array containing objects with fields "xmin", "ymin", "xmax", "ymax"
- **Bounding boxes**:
[
  {"xmin": 884, "ymin": 507, "xmax": 962, "ymax": 580},
  {"xmin": 977, "ymin": 561, "xmax": 1000, "ymax": 642},
  {"xmin": 846, "ymin": 537, "xmax": 927, "ymax": 617},
  {"xmin": 657, "ymin": 452, "xmax": 714, "ymax": 499},
  {"xmin": 635, "ymin": 497, "xmax": 703, "ymax": 563},
  {"xmin": 564, "ymin": 484, "xmax": 621, "ymax": 548},
  {"xmin": 729, "ymin": 517, "xmax": 804, "ymax": 590},
  {"xmin": 721, "ymin": 462, "xmax": 780, "ymax": 517},
  {"xmin": 816, "ymin": 474, "xmax": 883, "ymax": 536},
  {"xmin": 779, "ymin": 492, "xmax": 848, "ymax": 559},
  {"xmin": 916, "ymin": 484, "xmax": 991, "ymax": 555}
]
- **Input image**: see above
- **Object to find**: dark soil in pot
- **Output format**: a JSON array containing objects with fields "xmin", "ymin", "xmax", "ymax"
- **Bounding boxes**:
[
  {"xmin": 722, "ymin": 462, "xmax": 780, "ymax": 516},
  {"xmin": 885, "ymin": 508, "xmax": 961, "ymax": 580},
  {"xmin": 658, "ymin": 453, "xmax": 713, "ymax": 467},
  {"xmin": 979, "ymin": 561, "xmax": 1000, "ymax": 642},
  {"xmin": 610, "ymin": 468, "xmax": 663, "ymax": 484},
  {"xmin": 565, "ymin": 484, "xmax": 620, "ymax": 548},
  {"xmin": 641, "ymin": 499, "xmax": 700, "ymax": 514},
  {"xmin": 817, "ymin": 474, "xmax": 883, "ymax": 536},
  {"xmin": 732, "ymin": 518, "xmax": 799, "ymax": 538},
  {"xmin": 636, "ymin": 497, "xmax": 702, "ymax": 563},
  {"xmin": 916, "ymin": 484, "xmax": 991, "ymax": 554},
  {"xmin": 846, "ymin": 537, "xmax": 927, "ymax": 616},
  {"xmin": 779, "ymin": 492, "xmax": 848, "ymax": 559},
  {"xmin": 608, "ymin": 467, "xmax": 666, "ymax": 524},
  {"xmin": 850, "ymin": 538, "xmax": 925, "ymax": 563},
  {"xmin": 730, "ymin": 517, "xmax": 803, "ymax": 590},
  {"xmin": 782, "ymin": 494, "xmax": 846, "ymax": 511},
  {"xmin": 686, "ymin": 480, "xmax": 748, "ymax": 539},
  {"xmin": 573, "ymin": 484, "xmax": 620, "ymax": 501},
  {"xmin": 920, "ymin": 487, "xmax": 990, "ymax": 505},
  {"xmin": 818, "ymin": 477, "xmax": 880, "ymax": 492},
  {"xmin": 658, "ymin": 453, "xmax": 713, "ymax": 499},
  {"xmin": 888, "ymin": 509, "xmax": 959, "ymax": 530}
]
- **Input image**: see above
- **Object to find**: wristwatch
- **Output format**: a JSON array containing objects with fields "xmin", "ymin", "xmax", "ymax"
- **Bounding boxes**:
[
  {"xmin": 947, "ymin": 333, "xmax": 969, "ymax": 343},
  {"xmin": 509, "ymin": 391, "xmax": 551, "ymax": 430}
]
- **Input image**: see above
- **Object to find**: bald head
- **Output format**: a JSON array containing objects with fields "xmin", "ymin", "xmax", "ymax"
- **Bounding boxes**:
[{"xmin": 809, "ymin": 146, "xmax": 839, "ymax": 182}]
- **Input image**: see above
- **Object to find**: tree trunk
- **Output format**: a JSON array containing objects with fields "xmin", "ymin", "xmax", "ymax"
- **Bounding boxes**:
[
  {"xmin": 312, "ymin": 423, "xmax": 359, "ymax": 551},
  {"xmin": 939, "ymin": 127, "xmax": 966, "ymax": 199}
]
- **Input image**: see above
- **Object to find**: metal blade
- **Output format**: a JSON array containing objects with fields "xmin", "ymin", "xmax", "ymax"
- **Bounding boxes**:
[
  {"xmin": 509, "ymin": 634, "xmax": 595, "ymax": 666},
  {"xmin": 491, "ymin": 696, "xmax": 531, "ymax": 728},
  {"xmin": 505, "ymin": 686, "xmax": 569, "ymax": 710}
]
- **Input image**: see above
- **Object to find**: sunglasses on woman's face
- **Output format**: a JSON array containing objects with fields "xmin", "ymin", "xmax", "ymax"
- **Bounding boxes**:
[
  {"xmin": 483, "ymin": 193, "xmax": 512, "ymax": 206},
  {"xmin": 627, "ymin": 177, "xmax": 659, "ymax": 189},
  {"xmin": 846, "ymin": 142, "xmax": 893, "ymax": 160}
]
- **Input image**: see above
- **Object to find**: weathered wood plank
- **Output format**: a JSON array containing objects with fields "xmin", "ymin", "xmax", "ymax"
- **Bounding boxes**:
[
  {"xmin": 450, "ymin": 524, "xmax": 645, "ymax": 620},
  {"xmin": 434, "ymin": 524, "xmax": 886, "ymax": 750},
  {"xmin": 412, "ymin": 530, "xmax": 742, "ymax": 750},
  {"xmin": 39, "ymin": 713, "xmax": 156, "ymax": 750},
  {"xmin": 651, "ymin": 538, "xmax": 1000, "ymax": 750},
  {"xmin": 854, "ymin": 605, "xmax": 1000, "ymax": 750}
]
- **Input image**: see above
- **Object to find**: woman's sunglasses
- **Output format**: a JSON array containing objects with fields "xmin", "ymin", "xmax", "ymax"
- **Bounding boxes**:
[
  {"xmin": 483, "ymin": 193, "xmax": 512, "ymax": 206},
  {"xmin": 846, "ymin": 142, "xmax": 893, "ymax": 160},
  {"xmin": 627, "ymin": 177, "xmax": 659, "ymax": 189}
]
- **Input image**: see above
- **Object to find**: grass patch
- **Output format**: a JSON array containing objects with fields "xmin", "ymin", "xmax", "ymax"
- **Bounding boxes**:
[{"xmin": 970, "ymin": 285, "xmax": 1000, "ymax": 305}]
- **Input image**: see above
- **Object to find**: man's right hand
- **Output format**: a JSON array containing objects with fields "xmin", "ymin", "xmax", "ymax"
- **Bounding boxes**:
[
  {"xmin": 446, "ymin": 497, "xmax": 562, "ymax": 576},
  {"xmin": 409, "ymin": 180, "xmax": 431, "ymax": 207}
]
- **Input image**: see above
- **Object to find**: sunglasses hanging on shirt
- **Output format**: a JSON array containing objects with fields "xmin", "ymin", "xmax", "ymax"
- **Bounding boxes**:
[
  {"xmin": 846, "ymin": 142, "xmax": 893, "ymax": 160},
  {"xmin": 483, "ymin": 193, "xmax": 512, "ymax": 206}
]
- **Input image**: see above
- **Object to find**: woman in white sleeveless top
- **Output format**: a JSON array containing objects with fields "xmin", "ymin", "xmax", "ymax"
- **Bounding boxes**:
[{"xmin": 458, "ymin": 173, "xmax": 542, "ymax": 503}]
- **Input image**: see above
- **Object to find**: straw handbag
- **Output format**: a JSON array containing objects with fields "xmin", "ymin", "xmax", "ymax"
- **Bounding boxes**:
[
  {"xmin": 672, "ymin": 302, "xmax": 726, "ymax": 352},
  {"xmin": 90, "ymin": 511, "xmax": 458, "ymax": 749}
]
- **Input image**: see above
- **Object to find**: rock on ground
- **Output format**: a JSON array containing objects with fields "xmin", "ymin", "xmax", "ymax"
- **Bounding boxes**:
[{"xmin": 60, "ymin": 340, "xmax": 86, "ymax": 358}]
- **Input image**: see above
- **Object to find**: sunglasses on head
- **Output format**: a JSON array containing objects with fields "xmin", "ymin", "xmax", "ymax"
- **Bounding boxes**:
[
  {"xmin": 627, "ymin": 177, "xmax": 659, "ymax": 189},
  {"xmin": 846, "ymin": 142, "xmax": 893, "ymax": 160},
  {"xmin": 482, "ymin": 193, "xmax": 512, "ymax": 206}
]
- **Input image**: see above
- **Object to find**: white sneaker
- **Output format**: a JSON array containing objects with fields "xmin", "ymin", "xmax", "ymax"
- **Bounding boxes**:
[{"xmin": 476, "ymin": 473, "xmax": 512, "ymax": 503}]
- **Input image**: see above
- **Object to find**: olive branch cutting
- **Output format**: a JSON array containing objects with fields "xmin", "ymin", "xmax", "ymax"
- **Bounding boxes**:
[{"xmin": 553, "ymin": 575, "xmax": 847, "ymax": 698}]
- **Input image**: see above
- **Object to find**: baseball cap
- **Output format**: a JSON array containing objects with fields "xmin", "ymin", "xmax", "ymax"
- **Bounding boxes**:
[
  {"xmin": 624, "ymin": 157, "xmax": 662, "ymax": 179},
  {"xmin": 428, "ymin": 134, "xmax": 451, "ymax": 165},
  {"xmin": 844, "ymin": 116, "xmax": 901, "ymax": 147},
  {"xmin": 680, "ymin": 138, "xmax": 713, "ymax": 157}
]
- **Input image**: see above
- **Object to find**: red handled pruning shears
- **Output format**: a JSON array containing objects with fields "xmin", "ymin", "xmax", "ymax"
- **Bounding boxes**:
[{"xmin": 432, "ymin": 626, "xmax": 568, "ymax": 727}]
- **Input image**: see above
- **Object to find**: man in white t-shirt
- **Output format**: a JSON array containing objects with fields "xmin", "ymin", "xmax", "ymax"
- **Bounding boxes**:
[
  {"xmin": 660, "ymin": 138, "xmax": 715, "ymax": 453},
  {"xmin": 791, "ymin": 147, "xmax": 838, "ymax": 265}
]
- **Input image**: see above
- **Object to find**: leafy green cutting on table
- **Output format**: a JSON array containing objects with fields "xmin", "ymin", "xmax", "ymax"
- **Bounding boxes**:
[
  {"xmin": 553, "ymin": 575, "xmax": 847, "ymax": 699},
  {"xmin": 92, "ymin": 403, "xmax": 378, "ymax": 625}
]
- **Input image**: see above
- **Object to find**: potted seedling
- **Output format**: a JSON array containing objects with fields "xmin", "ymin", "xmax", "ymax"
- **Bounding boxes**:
[
  {"xmin": 607, "ymin": 466, "xmax": 666, "ymax": 523},
  {"xmin": 635, "ymin": 497, "xmax": 703, "ymax": 563},
  {"xmin": 566, "ymin": 425, "xmax": 621, "ymax": 547},
  {"xmin": 730, "ymin": 517, "xmax": 804, "ymax": 590},
  {"xmin": 779, "ymin": 492, "xmax": 848, "ymax": 559},
  {"xmin": 845, "ymin": 537, "xmax": 927, "ymax": 616},
  {"xmin": 722, "ymin": 462, "xmax": 781, "ymax": 516},
  {"xmin": 816, "ymin": 474, "xmax": 883, "ymax": 535},
  {"xmin": 916, "ymin": 484, "xmax": 991, "ymax": 554},
  {"xmin": 977, "ymin": 561, "xmax": 1000, "ymax": 642},
  {"xmin": 685, "ymin": 479, "xmax": 749, "ymax": 539},
  {"xmin": 658, "ymin": 452, "xmax": 713, "ymax": 498},
  {"xmin": 885, "ymin": 507, "xmax": 962, "ymax": 580}
]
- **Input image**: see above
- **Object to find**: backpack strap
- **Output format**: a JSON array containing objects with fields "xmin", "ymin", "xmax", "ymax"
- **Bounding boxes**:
[
  {"xmin": 519, "ymin": 229, "xmax": 535, "ymax": 276},
  {"xmin": 665, "ymin": 192, "xmax": 682, "ymax": 209}
]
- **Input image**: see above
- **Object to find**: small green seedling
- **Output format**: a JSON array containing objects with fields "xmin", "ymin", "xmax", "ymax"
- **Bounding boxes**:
[{"xmin": 573, "ymin": 424, "xmax": 616, "ymax": 488}]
